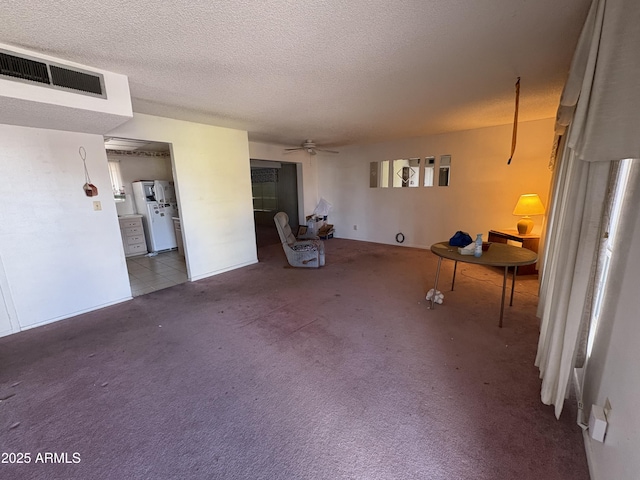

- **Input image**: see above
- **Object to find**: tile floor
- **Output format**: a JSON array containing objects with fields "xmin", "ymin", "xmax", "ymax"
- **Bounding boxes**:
[{"xmin": 126, "ymin": 250, "xmax": 188, "ymax": 297}]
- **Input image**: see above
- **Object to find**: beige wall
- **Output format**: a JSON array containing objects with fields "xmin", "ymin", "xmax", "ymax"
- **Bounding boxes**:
[
  {"xmin": 109, "ymin": 114, "xmax": 257, "ymax": 281},
  {"xmin": 0, "ymin": 113, "xmax": 257, "ymax": 336},
  {"xmin": 317, "ymin": 118, "xmax": 554, "ymax": 248},
  {"xmin": 0, "ymin": 124, "xmax": 131, "ymax": 331}
]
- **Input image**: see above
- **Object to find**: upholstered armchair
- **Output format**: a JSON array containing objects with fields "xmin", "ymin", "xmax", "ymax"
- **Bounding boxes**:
[{"xmin": 274, "ymin": 212, "xmax": 325, "ymax": 268}]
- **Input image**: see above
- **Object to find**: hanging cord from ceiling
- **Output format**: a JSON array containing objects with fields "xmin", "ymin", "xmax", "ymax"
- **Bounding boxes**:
[{"xmin": 507, "ymin": 77, "xmax": 520, "ymax": 165}]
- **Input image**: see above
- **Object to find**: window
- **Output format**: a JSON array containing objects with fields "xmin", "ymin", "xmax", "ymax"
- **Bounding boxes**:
[
  {"xmin": 251, "ymin": 168, "xmax": 278, "ymax": 212},
  {"xmin": 108, "ymin": 160, "xmax": 125, "ymax": 202},
  {"xmin": 587, "ymin": 158, "xmax": 633, "ymax": 357}
]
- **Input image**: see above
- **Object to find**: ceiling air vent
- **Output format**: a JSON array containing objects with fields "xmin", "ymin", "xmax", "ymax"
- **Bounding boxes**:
[
  {"xmin": 50, "ymin": 65, "xmax": 103, "ymax": 95},
  {"xmin": 0, "ymin": 52, "xmax": 50, "ymax": 84},
  {"xmin": 0, "ymin": 49, "xmax": 106, "ymax": 98}
]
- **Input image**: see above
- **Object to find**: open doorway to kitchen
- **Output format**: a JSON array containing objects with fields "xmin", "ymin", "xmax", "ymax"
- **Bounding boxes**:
[
  {"xmin": 251, "ymin": 159, "xmax": 299, "ymax": 248},
  {"xmin": 104, "ymin": 137, "xmax": 187, "ymax": 296}
]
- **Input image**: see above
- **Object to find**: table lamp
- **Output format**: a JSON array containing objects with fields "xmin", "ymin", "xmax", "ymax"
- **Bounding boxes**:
[{"xmin": 513, "ymin": 193, "xmax": 545, "ymax": 234}]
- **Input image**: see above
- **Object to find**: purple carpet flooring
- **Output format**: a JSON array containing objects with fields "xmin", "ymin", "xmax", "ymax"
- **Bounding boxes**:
[{"xmin": 0, "ymin": 239, "xmax": 589, "ymax": 479}]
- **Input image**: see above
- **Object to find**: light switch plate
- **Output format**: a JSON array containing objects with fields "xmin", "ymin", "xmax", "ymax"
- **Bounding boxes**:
[{"xmin": 93, "ymin": 201, "xmax": 102, "ymax": 211}]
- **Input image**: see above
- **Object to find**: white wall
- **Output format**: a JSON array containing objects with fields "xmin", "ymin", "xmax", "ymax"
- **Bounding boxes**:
[
  {"xmin": 109, "ymin": 114, "xmax": 257, "ymax": 281},
  {"xmin": 0, "ymin": 255, "xmax": 19, "ymax": 336},
  {"xmin": 0, "ymin": 124, "xmax": 132, "ymax": 333},
  {"xmin": 0, "ymin": 113, "xmax": 256, "ymax": 336},
  {"xmin": 581, "ymin": 167, "xmax": 640, "ymax": 480},
  {"xmin": 318, "ymin": 118, "xmax": 555, "ymax": 248}
]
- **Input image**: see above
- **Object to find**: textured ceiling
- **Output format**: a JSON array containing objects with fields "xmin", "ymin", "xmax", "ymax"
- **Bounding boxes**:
[{"xmin": 0, "ymin": 0, "xmax": 590, "ymax": 148}]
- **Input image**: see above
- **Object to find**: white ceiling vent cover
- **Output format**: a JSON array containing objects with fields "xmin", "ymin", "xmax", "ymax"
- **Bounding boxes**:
[
  {"xmin": 0, "ymin": 43, "xmax": 132, "ymax": 134},
  {"xmin": 1, "ymin": 49, "xmax": 106, "ymax": 98}
]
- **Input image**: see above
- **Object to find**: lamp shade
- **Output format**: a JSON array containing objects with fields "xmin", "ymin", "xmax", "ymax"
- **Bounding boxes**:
[
  {"xmin": 513, "ymin": 194, "xmax": 545, "ymax": 234},
  {"xmin": 513, "ymin": 194, "xmax": 545, "ymax": 216}
]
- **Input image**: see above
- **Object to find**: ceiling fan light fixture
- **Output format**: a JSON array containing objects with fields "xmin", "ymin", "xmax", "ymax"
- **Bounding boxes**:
[{"xmin": 283, "ymin": 139, "xmax": 338, "ymax": 155}]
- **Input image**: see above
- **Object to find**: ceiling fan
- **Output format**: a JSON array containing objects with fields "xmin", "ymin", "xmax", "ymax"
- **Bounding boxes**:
[{"xmin": 284, "ymin": 140, "xmax": 339, "ymax": 156}]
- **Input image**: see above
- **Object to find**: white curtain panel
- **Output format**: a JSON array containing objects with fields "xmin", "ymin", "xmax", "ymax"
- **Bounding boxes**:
[
  {"xmin": 564, "ymin": 0, "xmax": 640, "ymax": 161},
  {"xmin": 535, "ymin": 142, "xmax": 610, "ymax": 418},
  {"xmin": 535, "ymin": 0, "xmax": 640, "ymax": 418},
  {"xmin": 537, "ymin": 136, "xmax": 569, "ymax": 307}
]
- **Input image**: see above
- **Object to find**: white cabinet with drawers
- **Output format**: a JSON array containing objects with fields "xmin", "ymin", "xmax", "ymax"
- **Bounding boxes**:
[{"xmin": 118, "ymin": 215, "xmax": 148, "ymax": 257}]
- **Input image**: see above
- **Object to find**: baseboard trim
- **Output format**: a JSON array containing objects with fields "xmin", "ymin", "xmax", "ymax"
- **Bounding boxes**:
[
  {"xmin": 583, "ymin": 428, "xmax": 597, "ymax": 480},
  {"xmin": 333, "ymin": 235, "xmax": 429, "ymax": 250},
  {"xmin": 574, "ymin": 367, "xmax": 596, "ymax": 479},
  {"xmin": 190, "ymin": 258, "xmax": 259, "ymax": 281},
  {"xmin": 16, "ymin": 296, "xmax": 133, "ymax": 334}
]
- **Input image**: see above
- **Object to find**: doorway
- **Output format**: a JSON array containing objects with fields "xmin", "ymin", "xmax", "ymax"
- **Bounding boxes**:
[
  {"xmin": 104, "ymin": 137, "xmax": 188, "ymax": 296},
  {"xmin": 251, "ymin": 160, "xmax": 299, "ymax": 248}
]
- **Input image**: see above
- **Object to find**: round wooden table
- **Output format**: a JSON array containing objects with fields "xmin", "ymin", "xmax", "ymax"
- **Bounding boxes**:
[{"xmin": 429, "ymin": 241, "xmax": 538, "ymax": 327}]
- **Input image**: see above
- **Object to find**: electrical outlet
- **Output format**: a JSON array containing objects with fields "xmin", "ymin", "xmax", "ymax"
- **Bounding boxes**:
[
  {"xmin": 93, "ymin": 201, "xmax": 102, "ymax": 211},
  {"xmin": 353, "ymin": 225, "xmax": 358, "ymax": 230}
]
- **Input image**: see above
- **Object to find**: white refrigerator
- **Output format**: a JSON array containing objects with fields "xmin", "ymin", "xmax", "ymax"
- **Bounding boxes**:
[{"xmin": 132, "ymin": 180, "xmax": 178, "ymax": 253}]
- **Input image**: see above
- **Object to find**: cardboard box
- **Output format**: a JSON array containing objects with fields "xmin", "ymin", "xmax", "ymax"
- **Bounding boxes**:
[{"xmin": 318, "ymin": 224, "xmax": 334, "ymax": 239}]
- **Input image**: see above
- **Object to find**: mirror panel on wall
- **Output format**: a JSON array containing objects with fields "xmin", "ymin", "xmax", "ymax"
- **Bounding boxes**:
[
  {"xmin": 408, "ymin": 158, "xmax": 420, "ymax": 187},
  {"xmin": 424, "ymin": 156, "xmax": 435, "ymax": 187},
  {"xmin": 439, "ymin": 154, "xmax": 451, "ymax": 187},
  {"xmin": 379, "ymin": 160, "xmax": 391, "ymax": 188},
  {"xmin": 392, "ymin": 158, "xmax": 420, "ymax": 188},
  {"xmin": 370, "ymin": 155, "xmax": 451, "ymax": 188},
  {"xmin": 369, "ymin": 162, "xmax": 378, "ymax": 188}
]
